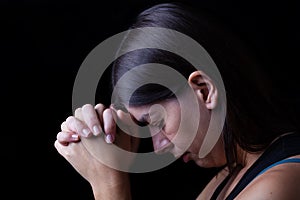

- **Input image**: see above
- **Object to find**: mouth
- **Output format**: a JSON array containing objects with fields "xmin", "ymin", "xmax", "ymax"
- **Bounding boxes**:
[{"xmin": 182, "ymin": 152, "xmax": 192, "ymax": 163}]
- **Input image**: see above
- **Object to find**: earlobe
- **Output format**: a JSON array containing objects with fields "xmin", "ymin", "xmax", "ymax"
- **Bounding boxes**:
[{"xmin": 188, "ymin": 71, "xmax": 218, "ymax": 109}]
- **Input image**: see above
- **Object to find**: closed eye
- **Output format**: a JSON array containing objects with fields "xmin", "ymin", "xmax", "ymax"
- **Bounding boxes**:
[
  {"xmin": 130, "ymin": 113, "xmax": 149, "ymax": 127},
  {"xmin": 113, "ymin": 103, "xmax": 151, "ymax": 127}
]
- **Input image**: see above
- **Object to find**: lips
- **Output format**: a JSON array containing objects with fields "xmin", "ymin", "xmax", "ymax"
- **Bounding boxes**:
[{"xmin": 182, "ymin": 152, "xmax": 191, "ymax": 163}]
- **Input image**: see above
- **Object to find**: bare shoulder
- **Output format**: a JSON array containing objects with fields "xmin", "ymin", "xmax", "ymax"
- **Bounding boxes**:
[
  {"xmin": 196, "ymin": 167, "xmax": 229, "ymax": 200},
  {"xmin": 236, "ymin": 156, "xmax": 300, "ymax": 200}
]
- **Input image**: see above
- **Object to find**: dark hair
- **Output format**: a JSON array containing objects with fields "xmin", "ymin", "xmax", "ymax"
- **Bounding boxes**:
[{"xmin": 111, "ymin": 2, "xmax": 296, "ymax": 171}]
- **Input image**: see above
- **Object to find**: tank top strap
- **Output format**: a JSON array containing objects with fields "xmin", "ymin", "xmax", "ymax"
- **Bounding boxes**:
[
  {"xmin": 225, "ymin": 132, "xmax": 300, "ymax": 200},
  {"xmin": 256, "ymin": 157, "xmax": 300, "ymax": 177}
]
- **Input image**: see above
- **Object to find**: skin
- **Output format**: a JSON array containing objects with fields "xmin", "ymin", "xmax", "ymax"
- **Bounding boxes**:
[
  {"xmin": 198, "ymin": 153, "xmax": 300, "ymax": 200},
  {"xmin": 54, "ymin": 70, "xmax": 300, "ymax": 200}
]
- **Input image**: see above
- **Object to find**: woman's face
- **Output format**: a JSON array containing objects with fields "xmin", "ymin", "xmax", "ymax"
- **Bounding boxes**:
[{"xmin": 126, "ymin": 87, "xmax": 226, "ymax": 168}]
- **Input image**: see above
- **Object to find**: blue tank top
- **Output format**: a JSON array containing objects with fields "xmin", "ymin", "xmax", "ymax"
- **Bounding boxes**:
[
  {"xmin": 256, "ymin": 157, "xmax": 300, "ymax": 177},
  {"xmin": 210, "ymin": 132, "xmax": 300, "ymax": 200}
]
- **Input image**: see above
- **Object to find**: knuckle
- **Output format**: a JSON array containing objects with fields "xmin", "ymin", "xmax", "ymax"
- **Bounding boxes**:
[
  {"xmin": 95, "ymin": 103, "xmax": 105, "ymax": 110},
  {"xmin": 60, "ymin": 121, "xmax": 66, "ymax": 130},
  {"xmin": 57, "ymin": 131, "xmax": 66, "ymax": 141},
  {"xmin": 66, "ymin": 116, "xmax": 75, "ymax": 123},
  {"xmin": 74, "ymin": 107, "xmax": 82, "ymax": 114},
  {"xmin": 83, "ymin": 107, "xmax": 99, "ymax": 122},
  {"xmin": 74, "ymin": 108, "xmax": 83, "ymax": 120},
  {"xmin": 82, "ymin": 104, "xmax": 93, "ymax": 112},
  {"xmin": 56, "ymin": 133, "xmax": 60, "ymax": 140},
  {"xmin": 103, "ymin": 108, "xmax": 111, "ymax": 116}
]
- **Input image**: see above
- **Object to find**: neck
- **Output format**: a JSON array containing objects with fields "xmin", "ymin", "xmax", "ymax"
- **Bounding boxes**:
[
  {"xmin": 217, "ymin": 148, "xmax": 263, "ymax": 199},
  {"xmin": 236, "ymin": 145, "xmax": 262, "ymax": 169}
]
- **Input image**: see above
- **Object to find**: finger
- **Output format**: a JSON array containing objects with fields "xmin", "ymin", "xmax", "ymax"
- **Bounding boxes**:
[
  {"xmin": 111, "ymin": 108, "xmax": 141, "ymax": 152},
  {"xmin": 103, "ymin": 108, "xmax": 116, "ymax": 144},
  {"xmin": 54, "ymin": 140, "xmax": 66, "ymax": 155},
  {"xmin": 66, "ymin": 116, "xmax": 92, "ymax": 137},
  {"xmin": 61, "ymin": 121, "xmax": 69, "ymax": 132},
  {"xmin": 54, "ymin": 140, "xmax": 80, "ymax": 159},
  {"xmin": 117, "ymin": 110, "xmax": 135, "ymax": 126},
  {"xmin": 117, "ymin": 109, "xmax": 141, "ymax": 137},
  {"xmin": 110, "ymin": 106, "xmax": 127, "ymax": 135},
  {"xmin": 56, "ymin": 131, "xmax": 80, "ymax": 145},
  {"xmin": 74, "ymin": 107, "xmax": 83, "ymax": 121},
  {"xmin": 109, "ymin": 104, "xmax": 119, "ymax": 124},
  {"xmin": 109, "ymin": 104, "xmax": 139, "ymax": 137},
  {"xmin": 82, "ymin": 104, "xmax": 102, "ymax": 136},
  {"xmin": 94, "ymin": 103, "xmax": 105, "ymax": 126}
]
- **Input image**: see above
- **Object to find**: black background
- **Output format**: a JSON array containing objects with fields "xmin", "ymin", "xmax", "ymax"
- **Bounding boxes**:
[{"xmin": 1, "ymin": 0, "xmax": 299, "ymax": 199}]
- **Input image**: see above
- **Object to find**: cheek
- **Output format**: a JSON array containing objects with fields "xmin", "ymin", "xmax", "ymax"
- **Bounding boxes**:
[
  {"xmin": 154, "ymin": 99, "xmax": 211, "ymax": 153},
  {"xmin": 163, "ymin": 107, "xmax": 200, "ymax": 150},
  {"xmin": 163, "ymin": 124, "xmax": 179, "ymax": 142},
  {"xmin": 179, "ymin": 102, "xmax": 211, "ymax": 152},
  {"xmin": 189, "ymin": 132, "xmax": 205, "ymax": 153},
  {"xmin": 163, "ymin": 108, "xmax": 181, "ymax": 139}
]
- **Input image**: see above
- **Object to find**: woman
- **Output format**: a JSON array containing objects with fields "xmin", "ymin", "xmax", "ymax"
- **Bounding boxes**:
[{"xmin": 54, "ymin": 3, "xmax": 300, "ymax": 199}]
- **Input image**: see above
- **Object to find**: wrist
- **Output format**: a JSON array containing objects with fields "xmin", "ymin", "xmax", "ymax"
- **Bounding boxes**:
[{"xmin": 90, "ymin": 172, "xmax": 131, "ymax": 200}]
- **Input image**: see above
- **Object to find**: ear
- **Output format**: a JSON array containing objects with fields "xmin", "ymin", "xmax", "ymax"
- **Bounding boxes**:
[{"xmin": 188, "ymin": 71, "xmax": 218, "ymax": 109}]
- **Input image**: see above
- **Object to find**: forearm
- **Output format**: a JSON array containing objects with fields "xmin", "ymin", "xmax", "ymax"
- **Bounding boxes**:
[{"xmin": 91, "ymin": 172, "xmax": 131, "ymax": 200}]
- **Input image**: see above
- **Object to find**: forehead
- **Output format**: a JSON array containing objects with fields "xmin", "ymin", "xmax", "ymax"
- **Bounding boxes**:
[{"xmin": 127, "ymin": 98, "xmax": 179, "ymax": 120}]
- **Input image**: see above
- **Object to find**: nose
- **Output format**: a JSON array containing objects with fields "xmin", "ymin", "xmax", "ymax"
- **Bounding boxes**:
[{"xmin": 151, "ymin": 131, "xmax": 173, "ymax": 154}]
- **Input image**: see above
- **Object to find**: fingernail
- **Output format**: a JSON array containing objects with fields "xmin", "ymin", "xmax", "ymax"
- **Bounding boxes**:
[
  {"xmin": 160, "ymin": 139, "xmax": 169, "ymax": 147},
  {"xmin": 93, "ymin": 125, "xmax": 101, "ymax": 136},
  {"xmin": 71, "ymin": 134, "xmax": 79, "ymax": 140},
  {"xmin": 105, "ymin": 134, "xmax": 113, "ymax": 144},
  {"xmin": 82, "ymin": 128, "xmax": 91, "ymax": 137}
]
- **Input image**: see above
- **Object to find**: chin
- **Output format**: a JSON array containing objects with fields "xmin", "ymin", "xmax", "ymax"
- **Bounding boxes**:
[
  {"xmin": 193, "ymin": 155, "xmax": 225, "ymax": 168},
  {"xmin": 194, "ymin": 158, "xmax": 216, "ymax": 168}
]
